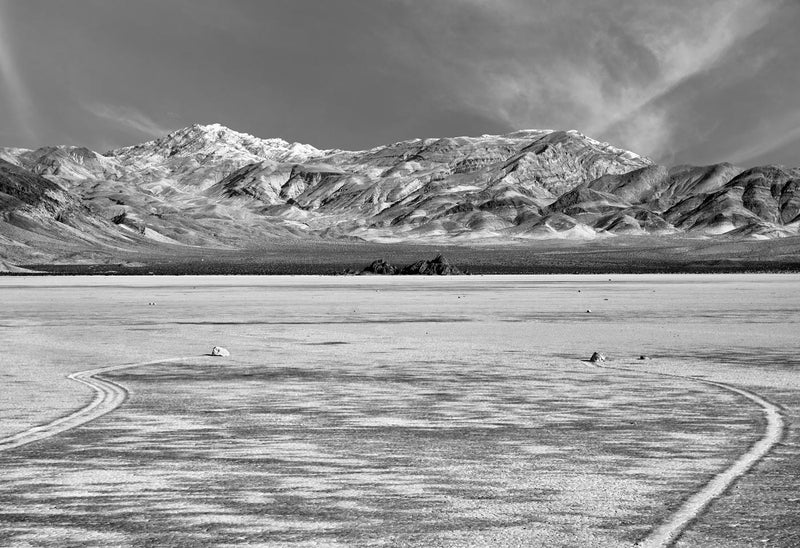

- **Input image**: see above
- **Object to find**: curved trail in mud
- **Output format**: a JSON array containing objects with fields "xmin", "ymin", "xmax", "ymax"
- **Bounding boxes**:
[
  {"xmin": 600, "ymin": 366, "xmax": 785, "ymax": 548},
  {"xmin": 0, "ymin": 357, "xmax": 191, "ymax": 453},
  {"xmin": 0, "ymin": 356, "xmax": 785, "ymax": 547}
]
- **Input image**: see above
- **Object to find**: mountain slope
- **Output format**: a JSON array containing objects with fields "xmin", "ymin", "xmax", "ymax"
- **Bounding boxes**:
[
  {"xmin": 0, "ymin": 159, "xmax": 140, "ymax": 263},
  {"xmin": 1, "ymin": 124, "xmax": 799, "ymax": 265}
]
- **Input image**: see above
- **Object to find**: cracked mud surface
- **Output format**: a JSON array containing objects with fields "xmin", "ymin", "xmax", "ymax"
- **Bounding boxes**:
[
  {"xmin": 1, "ymin": 274, "xmax": 799, "ymax": 546},
  {"xmin": 0, "ymin": 358, "xmax": 761, "ymax": 547}
]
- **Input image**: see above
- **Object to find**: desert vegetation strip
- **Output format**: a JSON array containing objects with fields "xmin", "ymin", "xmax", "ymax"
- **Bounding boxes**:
[
  {"xmin": 618, "ymin": 369, "xmax": 786, "ymax": 547},
  {"xmin": 0, "ymin": 358, "xmax": 190, "ymax": 453}
]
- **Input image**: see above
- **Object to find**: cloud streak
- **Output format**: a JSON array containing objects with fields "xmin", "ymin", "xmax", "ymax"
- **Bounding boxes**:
[
  {"xmin": 593, "ymin": 0, "xmax": 782, "ymax": 159},
  {"xmin": 85, "ymin": 103, "xmax": 174, "ymax": 139},
  {"xmin": 2, "ymin": 0, "xmax": 798, "ymax": 165},
  {"xmin": 395, "ymin": 0, "xmax": 783, "ymax": 160},
  {"xmin": 0, "ymin": 0, "xmax": 37, "ymax": 142},
  {"xmin": 726, "ymin": 109, "xmax": 800, "ymax": 164}
]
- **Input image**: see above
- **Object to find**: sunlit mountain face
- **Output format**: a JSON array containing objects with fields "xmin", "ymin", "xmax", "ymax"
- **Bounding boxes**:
[{"xmin": 1, "ymin": 124, "xmax": 799, "ymax": 270}]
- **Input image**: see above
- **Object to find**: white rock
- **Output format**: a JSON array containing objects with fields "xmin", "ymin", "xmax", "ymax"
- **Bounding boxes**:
[{"xmin": 211, "ymin": 346, "xmax": 230, "ymax": 357}]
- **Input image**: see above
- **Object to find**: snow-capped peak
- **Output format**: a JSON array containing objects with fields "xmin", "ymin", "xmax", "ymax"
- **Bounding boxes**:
[{"xmin": 108, "ymin": 123, "xmax": 324, "ymax": 163}]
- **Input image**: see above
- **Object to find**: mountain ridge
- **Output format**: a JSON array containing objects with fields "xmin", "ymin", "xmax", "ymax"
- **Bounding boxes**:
[{"xmin": 1, "ymin": 124, "xmax": 799, "ymax": 268}]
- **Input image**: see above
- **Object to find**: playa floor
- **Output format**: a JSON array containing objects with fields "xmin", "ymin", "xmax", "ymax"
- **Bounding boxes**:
[{"xmin": 1, "ymin": 275, "xmax": 799, "ymax": 546}]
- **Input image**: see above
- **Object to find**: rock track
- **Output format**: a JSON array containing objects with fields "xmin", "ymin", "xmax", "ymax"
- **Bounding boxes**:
[
  {"xmin": 0, "ymin": 357, "xmax": 190, "ymax": 453},
  {"xmin": 599, "ymin": 366, "xmax": 786, "ymax": 548},
  {"xmin": 0, "ymin": 356, "xmax": 786, "ymax": 548}
]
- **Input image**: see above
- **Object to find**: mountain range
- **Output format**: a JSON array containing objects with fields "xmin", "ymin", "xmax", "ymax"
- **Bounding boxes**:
[{"xmin": 1, "ymin": 123, "xmax": 799, "ymax": 270}]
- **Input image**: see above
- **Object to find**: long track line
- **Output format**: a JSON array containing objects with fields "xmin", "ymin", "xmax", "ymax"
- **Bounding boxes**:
[
  {"xmin": 0, "ymin": 357, "xmax": 190, "ymax": 452},
  {"xmin": 599, "ymin": 365, "xmax": 785, "ymax": 548},
  {"xmin": 0, "ymin": 357, "xmax": 785, "ymax": 548}
]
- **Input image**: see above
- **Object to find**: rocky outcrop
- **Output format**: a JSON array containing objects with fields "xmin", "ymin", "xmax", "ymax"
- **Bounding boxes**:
[
  {"xmin": 399, "ymin": 255, "xmax": 464, "ymax": 275},
  {"xmin": 347, "ymin": 255, "xmax": 465, "ymax": 275},
  {"xmin": 362, "ymin": 259, "xmax": 398, "ymax": 275}
]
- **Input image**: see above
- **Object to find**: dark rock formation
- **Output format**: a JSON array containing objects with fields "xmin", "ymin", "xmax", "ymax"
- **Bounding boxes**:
[
  {"xmin": 347, "ymin": 255, "xmax": 466, "ymax": 275},
  {"xmin": 399, "ymin": 254, "xmax": 464, "ymax": 275},
  {"xmin": 362, "ymin": 258, "xmax": 397, "ymax": 275}
]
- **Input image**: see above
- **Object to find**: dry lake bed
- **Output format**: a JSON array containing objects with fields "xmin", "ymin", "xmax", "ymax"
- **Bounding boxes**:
[{"xmin": 1, "ymin": 274, "xmax": 799, "ymax": 547}]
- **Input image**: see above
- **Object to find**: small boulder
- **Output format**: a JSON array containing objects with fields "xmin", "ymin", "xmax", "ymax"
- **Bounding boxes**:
[
  {"xmin": 589, "ymin": 352, "xmax": 606, "ymax": 363},
  {"xmin": 211, "ymin": 346, "xmax": 230, "ymax": 357},
  {"xmin": 638, "ymin": 355, "xmax": 651, "ymax": 360}
]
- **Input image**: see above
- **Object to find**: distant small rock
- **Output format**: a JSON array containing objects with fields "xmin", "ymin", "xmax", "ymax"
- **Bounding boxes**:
[
  {"xmin": 638, "ymin": 355, "xmax": 651, "ymax": 360},
  {"xmin": 589, "ymin": 352, "xmax": 606, "ymax": 363},
  {"xmin": 211, "ymin": 346, "xmax": 230, "ymax": 357},
  {"xmin": 586, "ymin": 309, "xmax": 592, "ymax": 313}
]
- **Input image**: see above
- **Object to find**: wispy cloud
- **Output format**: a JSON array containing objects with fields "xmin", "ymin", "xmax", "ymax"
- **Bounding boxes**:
[
  {"xmin": 85, "ymin": 102, "xmax": 174, "ymax": 138},
  {"xmin": 726, "ymin": 109, "xmax": 800, "ymax": 164},
  {"xmin": 0, "ymin": 0, "xmax": 37, "ymax": 142},
  {"xmin": 395, "ymin": 0, "xmax": 783, "ymax": 159},
  {"xmin": 592, "ymin": 0, "xmax": 782, "ymax": 158}
]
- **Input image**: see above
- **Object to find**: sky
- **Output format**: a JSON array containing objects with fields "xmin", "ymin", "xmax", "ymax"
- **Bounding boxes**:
[{"xmin": 0, "ymin": 0, "xmax": 799, "ymax": 167}]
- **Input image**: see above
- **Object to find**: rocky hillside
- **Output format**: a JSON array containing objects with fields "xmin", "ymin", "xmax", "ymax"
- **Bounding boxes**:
[{"xmin": 1, "ymin": 123, "xmax": 799, "ymax": 264}]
